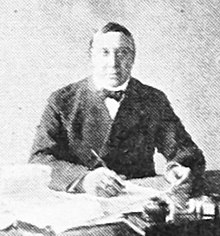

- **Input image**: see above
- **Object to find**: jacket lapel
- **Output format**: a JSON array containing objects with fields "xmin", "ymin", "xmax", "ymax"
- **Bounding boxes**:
[
  {"xmin": 65, "ymin": 79, "xmax": 112, "ymax": 168},
  {"xmin": 82, "ymin": 86, "xmax": 113, "ymax": 153},
  {"xmin": 74, "ymin": 79, "xmax": 115, "ymax": 168},
  {"xmin": 100, "ymin": 78, "xmax": 143, "ymax": 158}
]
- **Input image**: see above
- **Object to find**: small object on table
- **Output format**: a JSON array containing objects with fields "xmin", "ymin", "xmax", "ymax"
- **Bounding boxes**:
[
  {"xmin": 142, "ymin": 197, "xmax": 169, "ymax": 224},
  {"xmin": 210, "ymin": 193, "xmax": 220, "ymax": 223}
]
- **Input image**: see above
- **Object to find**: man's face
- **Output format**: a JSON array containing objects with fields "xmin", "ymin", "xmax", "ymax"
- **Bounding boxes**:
[{"xmin": 91, "ymin": 31, "xmax": 135, "ymax": 90}]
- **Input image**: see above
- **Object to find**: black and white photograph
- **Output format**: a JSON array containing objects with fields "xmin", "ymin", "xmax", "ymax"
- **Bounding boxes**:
[{"xmin": 0, "ymin": 1, "xmax": 220, "ymax": 235}]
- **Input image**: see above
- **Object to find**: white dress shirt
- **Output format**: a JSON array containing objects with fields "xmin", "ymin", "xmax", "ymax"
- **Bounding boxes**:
[{"xmin": 92, "ymin": 78, "xmax": 130, "ymax": 120}]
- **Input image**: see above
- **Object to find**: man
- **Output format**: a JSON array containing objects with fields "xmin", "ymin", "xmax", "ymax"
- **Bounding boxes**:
[{"xmin": 29, "ymin": 22, "xmax": 205, "ymax": 198}]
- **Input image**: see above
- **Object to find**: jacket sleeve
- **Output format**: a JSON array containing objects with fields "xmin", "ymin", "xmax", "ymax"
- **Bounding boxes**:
[
  {"xmin": 29, "ymin": 94, "xmax": 89, "ymax": 192},
  {"xmin": 155, "ymin": 92, "xmax": 206, "ymax": 196}
]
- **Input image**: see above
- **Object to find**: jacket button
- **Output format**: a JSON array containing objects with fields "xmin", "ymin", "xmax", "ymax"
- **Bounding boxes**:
[{"xmin": 123, "ymin": 149, "xmax": 129, "ymax": 154}]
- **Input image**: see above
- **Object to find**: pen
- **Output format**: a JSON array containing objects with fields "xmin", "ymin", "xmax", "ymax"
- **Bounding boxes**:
[
  {"xmin": 66, "ymin": 149, "xmax": 126, "ymax": 193},
  {"xmin": 91, "ymin": 149, "xmax": 107, "ymax": 168},
  {"xmin": 66, "ymin": 150, "xmax": 103, "ymax": 192},
  {"xmin": 90, "ymin": 149, "xmax": 126, "ymax": 189}
]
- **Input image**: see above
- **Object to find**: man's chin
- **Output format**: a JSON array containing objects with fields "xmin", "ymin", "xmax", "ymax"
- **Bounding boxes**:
[
  {"xmin": 106, "ymin": 77, "xmax": 123, "ymax": 88},
  {"xmin": 92, "ymin": 75, "xmax": 126, "ymax": 90}
]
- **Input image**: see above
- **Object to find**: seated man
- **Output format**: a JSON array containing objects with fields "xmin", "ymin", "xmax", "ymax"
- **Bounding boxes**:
[{"xmin": 29, "ymin": 22, "xmax": 205, "ymax": 198}]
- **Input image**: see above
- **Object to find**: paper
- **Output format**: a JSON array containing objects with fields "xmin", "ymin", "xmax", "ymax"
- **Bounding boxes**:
[
  {"xmin": 0, "ymin": 164, "xmax": 162, "ymax": 233},
  {"xmin": 0, "ymin": 164, "xmax": 105, "ymax": 233},
  {"xmin": 0, "ymin": 164, "xmax": 215, "ymax": 234},
  {"xmin": 0, "ymin": 164, "xmax": 52, "ymax": 199},
  {"xmin": 106, "ymin": 182, "xmax": 160, "ymax": 213},
  {"xmin": 7, "ymin": 193, "xmax": 104, "ymax": 233},
  {"xmin": 0, "ymin": 164, "xmax": 52, "ymax": 230}
]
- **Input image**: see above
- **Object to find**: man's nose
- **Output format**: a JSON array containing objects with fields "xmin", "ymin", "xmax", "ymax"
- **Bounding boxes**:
[{"xmin": 108, "ymin": 53, "xmax": 119, "ymax": 68}]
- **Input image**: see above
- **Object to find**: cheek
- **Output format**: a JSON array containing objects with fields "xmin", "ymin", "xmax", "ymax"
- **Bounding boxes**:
[
  {"xmin": 92, "ymin": 57, "xmax": 107, "ymax": 70},
  {"xmin": 92, "ymin": 55, "xmax": 101, "ymax": 66},
  {"xmin": 121, "ymin": 60, "xmax": 133, "ymax": 72}
]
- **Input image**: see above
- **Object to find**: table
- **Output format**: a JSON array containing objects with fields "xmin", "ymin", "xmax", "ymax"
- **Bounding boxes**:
[
  {"xmin": 0, "ymin": 170, "xmax": 220, "ymax": 236},
  {"xmin": 60, "ymin": 170, "xmax": 220, "ymax": 236}
]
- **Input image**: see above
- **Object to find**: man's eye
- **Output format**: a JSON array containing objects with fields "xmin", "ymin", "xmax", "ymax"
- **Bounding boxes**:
[
  {"xmin": 102, "ymin": 49, "xmax": 109, "ymax": 56},
  {"xmin": 117, "ymin": 49, "xmax": 129, "ymax": 57}
]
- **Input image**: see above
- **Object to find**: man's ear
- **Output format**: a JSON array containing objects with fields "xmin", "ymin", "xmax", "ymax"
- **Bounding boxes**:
[
  {"xmin": 131, "ymin": 51, "xmax": 135, "ymax": 65},
  {"xmin": 87, "ymin": 46, "xmax": 93, "ymax": 60}
]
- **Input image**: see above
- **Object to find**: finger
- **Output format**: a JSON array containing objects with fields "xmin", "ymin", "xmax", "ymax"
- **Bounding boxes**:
[
  {"xmin": 105, "ymin": 184, "xmax": 122, "ymax": 197},
  {"xmin": 103, "ymin": 177, "xmax": 124, "ymax": 193},
  {"xmin": 97, "ymin": 178, "xmax": 124, "ymax": 197},
  {"xmin": 96, "ymin": 186, "xmax": 111, "ymax": 197},
  {"xmin": 119, "ymin": 174, "xmax": 127, "ymax": 180},
  {"xmin": 98, "ymin": 177, "xmax": 116, "ymax": 191},
  {"xmin": 106, "ymin": 172, "xmax": 125, "ymax": 187},
  {"xmin": 101, "ymin": 173, "xmax": 125, "ymax": 189},
  {"xmin": 166, "ymin": 163, "xmax": 191, "ymax": 186},
  {"xmin": 96, "ymin": 184, "xmax": 121, "ymax": 197},
  {"xmin": 174, "ymin": 168, "xmax": 191, "ymax": 185},
  {"xmin": 95, "ymin": 178, "xmax": 112, "ymax": 197},
  {"xmin": 111, "ymin": 177, "xmax": 126, "ymax": 189}
]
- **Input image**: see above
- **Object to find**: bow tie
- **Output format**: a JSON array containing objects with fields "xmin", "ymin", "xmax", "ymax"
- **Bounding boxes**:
[{"xmin": 102, "ymin": 89, "xmax": 125, "ymax": 102}]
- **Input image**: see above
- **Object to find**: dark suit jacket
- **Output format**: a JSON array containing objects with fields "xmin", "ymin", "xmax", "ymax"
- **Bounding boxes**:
[{"xmin": 29, "ymin": 78, "xmax": 205, "ymax": 194}]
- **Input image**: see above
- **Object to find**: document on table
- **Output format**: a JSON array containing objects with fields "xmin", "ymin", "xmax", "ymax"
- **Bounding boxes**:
[
  {"xmin": 0, "ymin": 164, "xmax": 215, "ymax": 234},
  {"xmin": 0, "ymin": 164, "xmax": 163, "ymax": 233}
]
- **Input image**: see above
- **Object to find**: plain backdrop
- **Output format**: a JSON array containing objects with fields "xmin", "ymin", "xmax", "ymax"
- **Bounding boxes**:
[{"xmin": 0, "ymin": 0, "xmax": 220, "ymax": 173}]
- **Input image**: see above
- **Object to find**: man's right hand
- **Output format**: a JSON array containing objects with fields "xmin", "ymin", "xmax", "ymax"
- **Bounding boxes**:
[{"xmin": 82, "ymin": 167, "xmax": 126, "ymax": 197}]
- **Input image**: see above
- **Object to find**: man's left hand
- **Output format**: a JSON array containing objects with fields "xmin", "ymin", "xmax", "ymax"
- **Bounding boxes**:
[{"xmin": 165, "ymin": 162, "xmax": 192, "ymax": 188}]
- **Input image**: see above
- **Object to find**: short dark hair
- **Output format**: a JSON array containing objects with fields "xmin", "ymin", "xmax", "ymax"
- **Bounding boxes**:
[
  {"xmin": 90, "ymin": 22, "xmax": 136, "ymax": 58},
  {"xmin": 100, "ymin": 22, "xmax": 133, "ymax": 37}
]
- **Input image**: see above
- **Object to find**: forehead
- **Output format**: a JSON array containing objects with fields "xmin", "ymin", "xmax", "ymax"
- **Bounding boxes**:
[{"xmin": 92, "ymin": 31, "xmax": 134, "ymax": 50}]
